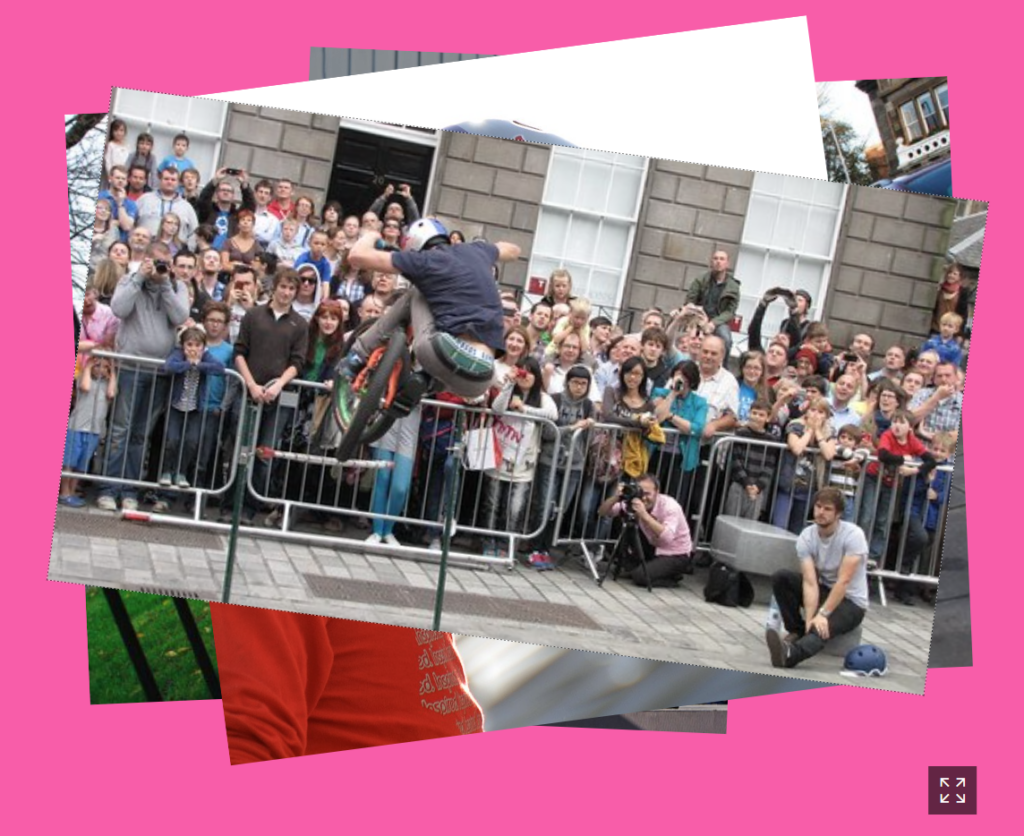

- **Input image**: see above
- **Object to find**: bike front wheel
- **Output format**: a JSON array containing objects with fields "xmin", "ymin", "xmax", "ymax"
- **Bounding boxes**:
[{"xmin": 332, "ymin": 336, "xmax": 410, "ymax": 464}]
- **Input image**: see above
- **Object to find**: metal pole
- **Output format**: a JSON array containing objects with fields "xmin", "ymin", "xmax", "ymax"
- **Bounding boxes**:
[
  {"xmin": 222, "ymin": 402, "xmax": 255, "ymax": 603},
  {"xmin": 103, "ymin": 588, "xmax": 163, "ymax": 702},
  {"xmin": 172, "ymin": 597, "xmax": 221, "ymax": 699},
  {"xmin": 432, "ymin": 417, "xmax": 464, "ymax": 630}
]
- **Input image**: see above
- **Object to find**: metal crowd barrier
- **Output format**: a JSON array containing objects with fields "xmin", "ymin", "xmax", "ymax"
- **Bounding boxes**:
[{"xmin": 63, "ymin": 352, "xmax": 954, "ymax": 599}]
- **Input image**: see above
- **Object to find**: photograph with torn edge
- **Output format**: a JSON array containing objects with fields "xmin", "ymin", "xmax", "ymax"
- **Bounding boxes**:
[
  {"xmin": 53, "ymin": 89, "xmax": 981, "ymax": 695},
  {"xmin": 210, "ymin": 605, "xmax": 731, "ymax": 763}
]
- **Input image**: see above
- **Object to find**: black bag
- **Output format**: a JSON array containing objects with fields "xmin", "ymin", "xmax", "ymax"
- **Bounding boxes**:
[{"xmin": 703, "ymin": 561, "xmax": 755, "ymax": 608}]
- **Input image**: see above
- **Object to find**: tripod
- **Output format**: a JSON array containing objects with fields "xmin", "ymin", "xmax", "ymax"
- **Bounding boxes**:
[{"xmin": 597, "ymin": 512, "xmax": 654, "ymax": 593}]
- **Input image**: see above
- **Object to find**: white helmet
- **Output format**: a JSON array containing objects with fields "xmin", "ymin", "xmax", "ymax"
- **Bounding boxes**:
[{"xmin": 403, "ymin": 218, "xmax": 450, "ymax": 252}]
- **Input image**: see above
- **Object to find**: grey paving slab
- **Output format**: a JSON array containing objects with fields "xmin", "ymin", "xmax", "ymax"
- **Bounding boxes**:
[{"xmin": 51, "ymin": 497, "xmax": 952, "ymax": 694}]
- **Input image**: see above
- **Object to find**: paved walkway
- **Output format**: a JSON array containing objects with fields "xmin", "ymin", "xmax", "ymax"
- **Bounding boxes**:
[{"xmin": 51, "ymin": 497, "xmax": 940, "ymax": 695}]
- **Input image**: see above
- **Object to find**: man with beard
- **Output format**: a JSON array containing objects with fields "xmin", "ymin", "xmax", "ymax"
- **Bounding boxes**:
[{"xmin": 684, "ymin": 250, "xmax": 742, "ymax": 357}]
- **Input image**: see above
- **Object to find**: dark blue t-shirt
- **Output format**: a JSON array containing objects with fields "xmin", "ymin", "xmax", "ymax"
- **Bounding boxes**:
[{"xmin": 391, "ymin": 241, "xmax": 504, "ymax": 352}]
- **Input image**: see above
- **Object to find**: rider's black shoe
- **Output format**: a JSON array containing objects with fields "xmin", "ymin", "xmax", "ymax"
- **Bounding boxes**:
[{"xmin": 388, "ymin": 371, "xmax": 432, "ymax": 418}]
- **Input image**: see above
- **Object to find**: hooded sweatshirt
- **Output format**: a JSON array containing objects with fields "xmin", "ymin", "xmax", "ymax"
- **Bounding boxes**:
[
  {"xmin": 291, "ymin": 264, "xmax": 324, "ymax": 322},
  {"xmin": 110, "ymin": 272, "xmax": 191, "ymax": 359},
  {"xmin": 539, "ymin": 388, "xmax": 594, "ymax": 470}
]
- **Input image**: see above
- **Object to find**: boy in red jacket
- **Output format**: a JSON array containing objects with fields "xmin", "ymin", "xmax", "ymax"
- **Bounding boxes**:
[{"xmin": 856, "ymin": 410, "xmax": 936, "ymax": 573}]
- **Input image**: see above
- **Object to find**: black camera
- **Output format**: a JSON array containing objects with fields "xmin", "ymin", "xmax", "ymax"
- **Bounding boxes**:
[
  {"xmin": 217, "ymin": 270, "xmax": 233, "ymax": 285},
  {"xmin": 841, "ymin": 352, "xmax": 859, "ymax": 364},
  {"xmin": 673, "ymin": 378, "xmax": 686, "ymax": 393},
  {"xmin": 620, "ymin": 476, "xmax": 644, "ymax": 505},
  {"xmin": 153, "ymin": 259, "xmax": 170, "ymax": 275}
]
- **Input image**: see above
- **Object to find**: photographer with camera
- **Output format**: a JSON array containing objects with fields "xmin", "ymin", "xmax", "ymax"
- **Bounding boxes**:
[
  {"xmin": 598, "ymin": 473, "xmax": 693, "ymax": 587},
  {"xmin": 96, "ymin": 241, "xmax": 191, "ymax": 513},
  {"xmin": 747, "ymin": 285, "xmax": 813, "ymax": 357}
]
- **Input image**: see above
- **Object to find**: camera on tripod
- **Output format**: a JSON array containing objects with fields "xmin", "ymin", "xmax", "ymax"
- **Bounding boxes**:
[{"xmin": 619, "ymin": 476, "xmax": 644, "ymax": 517}]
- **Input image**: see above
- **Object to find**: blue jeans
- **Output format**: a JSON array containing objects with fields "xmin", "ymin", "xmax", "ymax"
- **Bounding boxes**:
[
  {"xmin": 245, "ymin": 400, "xmax": 296, "ymax": 514},
  {"xmin": 164, "ymin": 408, "xmax": 203, "ymax": 482},
  {"xmin": 771, "ymin": 487, "xmax": 809, "ymax": 534},
  {"xmin": 101, "ymin": 365, "xmax": 169, "ymax": 501}
]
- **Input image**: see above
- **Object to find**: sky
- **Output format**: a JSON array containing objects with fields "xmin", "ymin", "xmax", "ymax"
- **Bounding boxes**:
[{"xmin": 818, "ymin": 80, "xmax": 880, "ymax": 146}]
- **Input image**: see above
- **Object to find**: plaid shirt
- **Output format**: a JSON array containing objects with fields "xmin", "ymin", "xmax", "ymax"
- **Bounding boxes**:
[{"xmin": 910, "ymin": 387, "xmax": 963, "ymax": 435}]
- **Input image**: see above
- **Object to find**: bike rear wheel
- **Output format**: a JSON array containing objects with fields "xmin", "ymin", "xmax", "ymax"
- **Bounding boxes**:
[{"xmin": 333, "ymin": 336, "xmax": 410, "ymax": 464}]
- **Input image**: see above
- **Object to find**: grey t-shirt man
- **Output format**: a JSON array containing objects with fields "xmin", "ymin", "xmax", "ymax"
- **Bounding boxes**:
[{"xmin": 796, "ymin": 520, "xmax": 869, "ymax": 610}]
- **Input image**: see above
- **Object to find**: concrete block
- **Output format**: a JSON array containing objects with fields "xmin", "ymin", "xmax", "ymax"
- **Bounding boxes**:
[
  {"xmin": 639, "ymin": 228, "xmax": 666, "ymax": 257},
  {"xmin": 282, "ymin": 126, "xmax": 337, "ymax": 160},
  {"xmin": 871, "ymin": 217, "xmax": 927, "ymax": 250},
  {"xmin": 834, "ymin": 266, "xmax": 863, "ymax": 294},
  {"xmin": 911, "ymin": 279, "xmax": 939, "ymax": 308},
  {"xmin": 250, "ymin": 149, "xmax": 303, "ymax": 183},
  {"xmin": 220, "ymin": 145, "xmax": 252, "ymax": 175},
  {"xmin": 694, "ymin": 210, "xmax": 745, "ymax": 243},
  {"xmin": 822, "ymin": 625, "xmax": 863, "ymax": 657},
  {"xmin": 485, "ymin": 226, "xmax": 533, "ymax": 254},
  {"xmin": 903, "ymin": 194, "xmax": 955, "ymax": 226},
  {"xmin": 301, "ymin": 159, "xmax": 332, "ymax": 191},
  {"xmin": 440, "ymin": 159, "xmax": 495, "ymax": 194},
  {"xmin": 923, "ymin": 226, "xmax": 951, "ymax": 255},
  {"xmin": 862, "ymin": 271, "xmax": 914, "ymax": 304},
  {"xmin": 474, "ymin": 137, "xmax": 526, "ymax": 170},
  {"xmin": 227, "ymin": 114, "xmax": 284, "ymax": 148},
  {"xmin": 892, "ymin": 249, "xmax": 938, "ymax": 280},
  {"xmin": 436, "ymin": 187, "xmax": 465, "ymax": 217},
  {"xmin": 447, "ymin": 132, "xmax": 476, "ymax": 160},
  {"xmin": 512, "ymin": 201, "xmax": 539, "ymax": 231},
  {"xmin": 648, "ymin": 171, "xmax": 679, "ymax": 201},
  {"xmin": 676, "ymin": 177, "xmax": 727, "ymax": 211},
  {"xmin": 664, "ymin": 232, "xmax": 711, "ymax": 264},
  {"xmin": 232, "ymin": 104, "xmax": 259, "ymax": 115},
  {"xmin": 312, "ymin": 113, "xmax": 341, "ymax": 131},
  {"xmin": 657, "ymin": 159, "xmax": 706, "ymax": 178},
  {"xmin": 705, "ymin": 166, "xmax": 755, "ymax": 188},
  {"xmin": 493, "ymin": 170, "xmax": 545, "ymax": 202},
  {"xmin": 840, "ymin": 239, "xmax": 894, "ymax": 273},
  {"xmin": 724, "ymin": 187, "xmax": 752, "ymax": 216},
  {"xmin": 463, "ymin": 194, "xmax": 514, "ymax": 226},
  {"xmin": 500, "ymin": 258, "xmax": 528, "ymax": 288},
  {"xmin": 846, "ymin": 211, "xmax": 874, "ymax": 241},
  {"xmin": 644, "ymin": 200, "xmax": 697, "ymax": 233},
  {"xmin": 881, "ymin": 304, "xmax": 932, "ymax": 335},
  {"xmin": 626, "ymin": 282, "xmax": 658, "ymax": 312},
  {"xmin": 524, "ymin": 146, "xmax": 550, "ymax": 176},
  {"xmin": 830, "ymin": 293, "xmax": 883, "ymax": 326},
  {"xmin": 259, "ymin": 107, "xmax": 313, "ymax": 126},
  {"xmin": 635, "ymin": 254, "xmax": 681, "ymax": 289},
  {"xmin": 654, "ymin": 287, "xmax": 687, "ymax": 311},
  {"xmin": 852, "ymin": 185, "xmax": 906, "ymax": 218}
]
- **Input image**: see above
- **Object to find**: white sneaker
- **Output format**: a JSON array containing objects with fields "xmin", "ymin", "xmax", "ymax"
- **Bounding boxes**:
[
  {"xmin": 152, "ymin": 500, "xmax": 171, "ymax": 514},
  {"xmin": 96, "ymin": 495, "xmax": 118, "ymax": 512},
  {"xmin": 383, "ymin": 534, "xmax": 401, "ymax": 547},
  {"xmin": 121, "ymin": 498, "xmax": 139, "ymax": 512},
  {"xmin": 428, "ymin": 538, "xmax": 442, "ymax": 552},
  {"xmin": 364, "ymin": 533, "xmax": 383, "ymax": 546}
]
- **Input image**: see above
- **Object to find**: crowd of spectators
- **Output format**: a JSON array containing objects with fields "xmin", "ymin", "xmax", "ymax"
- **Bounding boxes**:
[{"xmin": 69, "ymin": 123, "xmax": 968, "ymax": 604}]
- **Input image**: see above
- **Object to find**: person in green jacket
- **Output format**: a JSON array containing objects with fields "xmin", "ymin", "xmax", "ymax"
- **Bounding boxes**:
[{"xmin": 684, "ymin": 250, "xmax": 742, "ymax": 358}]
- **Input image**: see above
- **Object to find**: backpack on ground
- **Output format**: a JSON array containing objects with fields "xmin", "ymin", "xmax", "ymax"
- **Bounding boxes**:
[{"xmin": 703, "ymin": 561, "xmax": 755, "ymax": 608}]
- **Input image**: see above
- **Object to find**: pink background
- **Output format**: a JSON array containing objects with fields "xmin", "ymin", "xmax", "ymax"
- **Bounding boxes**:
[{"xmin": 8, "ymin": 4, "xmax": 1010, "ymax": 830}]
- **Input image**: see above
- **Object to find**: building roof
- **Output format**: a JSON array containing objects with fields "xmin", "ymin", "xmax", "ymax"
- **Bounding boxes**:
[{"xmin": 947, "ymin": 211, "xmax": 987, "ymax": 270}]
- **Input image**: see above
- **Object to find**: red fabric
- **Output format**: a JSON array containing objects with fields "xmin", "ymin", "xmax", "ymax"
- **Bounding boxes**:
[
  {"xmin": 267, "ymin": 200, "xmax": 292, "ymax": 221},
  {"xmin": 867, "ymin": 429, "xmax": 927, "ymax": 483},
  {"xmin": 210, "ymin": 605, "xmax": 483, "ymax": 764}
]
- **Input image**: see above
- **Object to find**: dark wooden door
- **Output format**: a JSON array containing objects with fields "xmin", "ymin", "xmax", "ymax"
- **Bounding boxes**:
[{"xmin": 327, "ymin": 128, "xmax": 435, "ymax": 221}]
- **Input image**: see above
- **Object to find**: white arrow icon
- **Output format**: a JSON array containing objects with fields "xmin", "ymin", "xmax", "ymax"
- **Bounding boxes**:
[
  {"xmin": 957, "ymin": 794, "xmax": 966, "ymax": 804},
  {"xmin": 939, "ymin": 794, "xmax": 949, "ymax": 803},
  {"xmin": 957, "ymin": 778, "xmax": 966, "ymax": 787},
  {"xmin": 940, "ymin": 778, "xmax": 949, "ymax": 787}
]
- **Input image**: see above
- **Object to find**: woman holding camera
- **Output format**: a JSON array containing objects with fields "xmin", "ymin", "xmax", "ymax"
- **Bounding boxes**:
[{"xmin": 651, "ymin": 360, "xmax": 707, "ymax": 507}]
